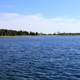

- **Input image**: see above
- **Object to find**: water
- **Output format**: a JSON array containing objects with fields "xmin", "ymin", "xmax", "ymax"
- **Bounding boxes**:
[{"xmin": 0, "ymin": 36, "xmax": 80, "ymax": 80}]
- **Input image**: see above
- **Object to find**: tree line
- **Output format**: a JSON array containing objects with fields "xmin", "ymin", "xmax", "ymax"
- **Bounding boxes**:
[
  {"xmin": 0, "ymin": 29, "xmax": 80, "ymax": 36},
  {"xmin": 0, "ymin": 29, "xmax": 40, "ymax": 36},
  {"xmin": 53, "ymin": 32, "xmax": 80, "ymax": 36}
]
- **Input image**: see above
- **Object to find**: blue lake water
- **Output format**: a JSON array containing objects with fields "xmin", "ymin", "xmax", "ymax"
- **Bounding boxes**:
[{"xmin": 0, "ymin": 36, "xmax": 80, "ymax": 80}]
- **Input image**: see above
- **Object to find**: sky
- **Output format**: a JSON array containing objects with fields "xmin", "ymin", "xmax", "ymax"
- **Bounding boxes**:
[{"xmin": 0, "ymin": 0, "xmax": 80, "ymax": 33}]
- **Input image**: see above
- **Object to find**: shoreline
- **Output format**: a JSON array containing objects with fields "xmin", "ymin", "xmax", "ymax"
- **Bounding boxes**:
[{"xmin": 0, "ymin": 35, "xmax": 80, "ymax": 38}]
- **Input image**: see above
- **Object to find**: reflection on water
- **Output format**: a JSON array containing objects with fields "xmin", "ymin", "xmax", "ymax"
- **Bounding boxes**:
[{"xmin": 0, "ymin": 36, "xmax": 80, "ymax": 80}]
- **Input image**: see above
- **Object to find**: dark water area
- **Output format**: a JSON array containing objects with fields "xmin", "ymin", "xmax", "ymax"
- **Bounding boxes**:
[{"xmin": 0, "ymin": 36, "xmax": 80, "ymax": 80}]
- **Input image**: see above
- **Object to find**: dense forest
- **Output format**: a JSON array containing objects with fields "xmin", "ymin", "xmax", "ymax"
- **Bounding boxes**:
[{"xmin": 0, "ymin": 29, "xmax": 80, "ymax": 36}]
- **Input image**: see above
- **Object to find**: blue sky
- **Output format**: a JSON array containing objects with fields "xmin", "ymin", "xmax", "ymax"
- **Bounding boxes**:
[
  {"xmin": 0, "ymin": 0, "xmax": 80, "ymax": 17},
  {"xmin": 0, "ymin": 0, "xmax": 80, "ymax": 33}
]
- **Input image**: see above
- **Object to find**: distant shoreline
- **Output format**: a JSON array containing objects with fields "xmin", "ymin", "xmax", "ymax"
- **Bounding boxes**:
[
  {"xmin": 0, "ymin": 35, "xmax": 80, "ymax": 38},
  {"xmin": 0, "ymin": 29, "xmax": 80, "ymax": 36}
]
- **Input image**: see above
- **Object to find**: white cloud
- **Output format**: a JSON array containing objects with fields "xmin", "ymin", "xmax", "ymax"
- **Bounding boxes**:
[{"xmin": 0, "ymin": 13, "xmax": 80, "ymax": 33}]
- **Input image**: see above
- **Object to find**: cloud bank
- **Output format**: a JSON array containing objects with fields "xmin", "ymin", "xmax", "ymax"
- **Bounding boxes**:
[{"xmin": 0, "ymin": 13, "xmax": 80, "ymax": 33}]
